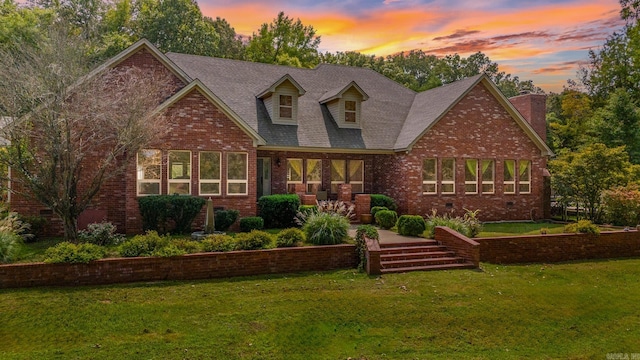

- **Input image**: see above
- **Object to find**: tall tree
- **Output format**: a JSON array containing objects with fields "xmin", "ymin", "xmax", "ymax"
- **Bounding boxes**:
[
  {"xmin": 208, "ymin": 16, "xmax": 245, "ymax": 59},
  {"xmin": 0, "ymin": 0, "xmax": 53, "ymax": 50},
  {"xmin": 246, "ymin": 11, "xmax": 320, "ymax": 68},
  {"xmin": 136, "ymin": 0, "xmax": 219, "ymax": 56},
  {"xmin": 589, "ymin": 88, "xmax": 640, "ymax": 163},
  {"xmin": 549, "ymin": 143, "xmax": 634, "ymax": 222},
  {"xmin": 0, "ymin": 30, "xmax": 173, "ymax": 240}
]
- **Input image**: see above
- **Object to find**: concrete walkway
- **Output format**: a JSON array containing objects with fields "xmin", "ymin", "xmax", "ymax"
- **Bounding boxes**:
[{"xmin": 349, "ymin": 225, "xmax": 433, "ymax": 244}]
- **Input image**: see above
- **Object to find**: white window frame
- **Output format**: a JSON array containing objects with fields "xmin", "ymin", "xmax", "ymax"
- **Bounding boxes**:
[
  {"xmin": 306, "ymin": 159, "xmax": 322, "ymax": 194},
  {"xmin": 519, "ymin": 160, "xmax": 531, "ymax": 194},
  {"xmin": 286, "ymin": 158, "xmax": 303, "ymax": 193},
  {"xmin": 504, "ymin": 159, "xmax": 516, "ymax": 194},
  {"xmin": 348, "ymin": 159, "xmax": 364, "ymax": 194},
  {"xmin": 168, "ymin": 150, "xmax": 192, "ymax": 195},
  {"xmin": 441, "ymin": 158, "xmax": 456, "ymax": 194},
  {"xmin": 137, "ymin": 149, "xmax": 162, "ymax": 196},
  {"xmin": 481, "ymin": 159, "xmax": 495, "ymax": 194},
  {"xmin": 279, "ymin": 94, "xmax": 293, "ymax": 120},
  {"xmin": 227, "ymin": 152, "xmax": 248, "ymax": 196},
  {"xmin": 344, "ymin": 100, "xmax": 357, "ymax": 123},
  {"xmin": 330, "ymin": 159, "xmax": 346, "ymax": 194},
  {"xmin": 422, "ymin": 158, "xmax": 437, "ymax": 195},
  {"xmin": 199, "ymin": 151, "xmax": 221, "ymax": 196},
  {"xmin": 464, "ymin": 159, "xmax": 478, "ymax": 194}
]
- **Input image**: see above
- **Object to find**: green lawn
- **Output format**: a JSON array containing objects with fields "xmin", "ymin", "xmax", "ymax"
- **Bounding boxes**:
[
  {"xmin": 478, "ymin": 221, "xmax": 566, "ymax": 237},
  {"xmin": 2, "ymin": 259, "xmax": 639, "ymax": 359}
]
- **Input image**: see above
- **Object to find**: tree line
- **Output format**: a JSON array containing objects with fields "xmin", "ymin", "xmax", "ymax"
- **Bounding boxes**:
[
  {"xmin": 1, "ymin": 0, "xmax": 540, "ymax": 97},
  {"xmin": 547, "ymin": 0, "xmax": 640, "ymax": 223}
]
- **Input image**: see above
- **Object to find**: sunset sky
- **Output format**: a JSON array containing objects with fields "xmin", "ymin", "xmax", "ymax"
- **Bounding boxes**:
[{"xmin": 198, "ymin": 0, "xmax": 625, "ymax": 93}]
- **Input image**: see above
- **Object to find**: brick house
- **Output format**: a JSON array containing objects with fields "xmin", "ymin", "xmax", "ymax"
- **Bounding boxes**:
[{"xmin": 10, "ymin": 40, "xmax": 553, "ymax": 235}]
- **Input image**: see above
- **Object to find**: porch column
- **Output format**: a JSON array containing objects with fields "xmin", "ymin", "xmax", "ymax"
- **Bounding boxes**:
[{"xmin": 338, "ymin": 183, "xmax": 352, "ymax": 203}]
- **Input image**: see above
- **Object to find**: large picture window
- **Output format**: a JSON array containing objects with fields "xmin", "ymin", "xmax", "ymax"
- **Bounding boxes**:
[
  {"xmin": 287, "ymin": 158, "xmax": 303, "ymax": 193},
  {"xmin": 441, "ymin": 158, "xmax": 455, "ymax": 194},
  {"xmin": 481, "ymin": 160, "xmax": 495, "ymax": 194},
  {"xmin": 199, "ymin": 151, "xmax": 221, "ymax": 195},
  {"xmin": 422, "ymin": 158, "xmax": 437, "ymax": 194},
  {"xmin": 349, "ymin": 160, "xmax": 364, "ymax": 193},
  {"xmin": 465, "ymin": 159, "xmax": 478, "ymax": 194},
  {"xmin": 137, "ymin": 149, "xmax": 161, "ymax": 196},
  {"xmin": 227, "ymin": 152, "xmax": 248, "ymax": 195},
  {"xmin": 519, "ymin": 160, "xmax": 531, "ymax": 194},
  {"xmin": 306, "ymin": 159, "xmax": 322, "ymax": 193},
  {"xmin": 168, "ymin": 150, "xmax": 191, "ymax": 195},
  {"xmin": 330, "ymin": 160, "xmax": 346, "ymax": 194},
  {"xmin": 504, "ymin": 160, "xmax": 516, "ymax": 194}
]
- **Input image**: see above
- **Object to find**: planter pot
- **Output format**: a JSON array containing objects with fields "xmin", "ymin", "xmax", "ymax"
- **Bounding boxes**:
[{"xmin": 360, "ymin": 214, "xmax": 372, "ymax": 224}]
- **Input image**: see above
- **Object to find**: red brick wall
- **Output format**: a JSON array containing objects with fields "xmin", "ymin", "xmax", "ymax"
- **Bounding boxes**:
[
  {"xmin": 373, "ymin": 83, "xmax": 548, "ymax": 221},
  {"xmin": 509, "ymin": 93, "xmax": 547, "ymax": 142},
  {"xmin": 125, "ymin": 88, "xmax": 258, "ymax": 234},
  {"xmin": 434, "ymin": 226, "xmax": 480, "ymax": 266},
  {"xmin": 0, "ymin": 245, "xmax": 357, "ymax": 289},
  {"xmin": 476, "ymin": 230, "xmax": 640, "ymax": 264}
]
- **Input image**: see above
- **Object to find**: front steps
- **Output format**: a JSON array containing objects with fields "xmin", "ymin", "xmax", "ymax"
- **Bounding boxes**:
[{"xmin": 379, "ymin": 240, "xmax": 475, "ymax": 274}]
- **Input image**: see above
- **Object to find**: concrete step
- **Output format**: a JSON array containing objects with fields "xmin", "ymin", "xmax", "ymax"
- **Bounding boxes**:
[
  {"xmin": 380, "ymin": 262, "xmax": 476, "ymax": 274},
  {"xmin": 380, "ymin": 251, "xmax": 456, "ymax": 261},
  {"xmin": 381, "ymin": 256, "xmax": 465, "ymax": 269}
]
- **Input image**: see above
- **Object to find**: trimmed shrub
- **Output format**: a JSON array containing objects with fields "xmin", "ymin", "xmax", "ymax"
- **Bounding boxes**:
[
  {"xmin": 276, "ymin": 228, "xmax": 305, "ymax": 247},
  {"xmin": 152, "ymin": 244, "xmax": 187, "ymax": 257},
  {"xmin": 0, "ymin": 230, "xmax": 22, "ymax": 263},
  {"xmin": 137, "ymin": 195, "xmax": 206, "ymax": 234},
  {"xmin": 303, "ymin": 212, "xmax": 349, "ymax": 245},
  {"xmin": 397, "ymin": 215, "xmax": 427, "ymax": 237},
  {"xmin": 43, "ymin": 242, "xmax": 105, "ymax": 264},
  {"xmin": 215, "ymin": 209, "xmax": 240, "ymax": 231},
  {"xmin": 370, "ymin": 206, "xmax": 389, "ymax": 224},
  {"xmin": 171, "ymin": 239, "xmax": 202, "ymax": 254},
  {"xmin": 239, "ymin": 216, "xmax": 264, "ymax": 232},
  {"xmin": 298, "ymin": 205, "xmax": 318, "ymax": 217},
  {"xmin": 564, "ymin": 220, "xmax": 600, "ymax": 235},
  {"xmin": 118, "ymin": 231, "xmax": 170, "ymax": 257},
  {"xmin": 375, "ymin": 210, "xmax": 398, "ymax": 230},
  {"xmin": 355, "ymin": 225, "xmax": 379, "ymax": 271},
  {"xmin": 78, "ymin": 222, "xmax": 125, "ymax": 246},
  {"xmin": 370, "ymin": 194, "xmax": 397, "ymax": 211},
  {"xmin": 258, "ymin": 194, "xmax": 300, "ymax": 228},
  {"xmin": 201, "ymin": 234, "xmax": 236, "ymax": 252},
  {"xmin": 234, "ymin": 230, "xmax": 274, "ymax": 250}
]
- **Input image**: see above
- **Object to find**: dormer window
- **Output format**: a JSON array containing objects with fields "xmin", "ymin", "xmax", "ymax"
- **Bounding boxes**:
[
  {"xmin": 345, "ymin": 100, "xmax": 357, "ymax": 123},
  {"xmin": 257, "ymin": 74, "xmax": 306, "ymax": 125},
  {"xmin": 279, "ymin": 94, "xmax": 293, "ymax": 119},
  {"xmin": 319, "ymin": 81, "xmax": 369, "ymax": 129}
]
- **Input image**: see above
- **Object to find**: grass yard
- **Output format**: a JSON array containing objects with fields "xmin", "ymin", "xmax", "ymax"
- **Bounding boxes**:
[
  {"xmin": 478, "ymin": 221, "xmax": 566, "ymax": 237},
  {"xmin": 2, "ymin": 259, "xmax": 640, "ymax": 359}
]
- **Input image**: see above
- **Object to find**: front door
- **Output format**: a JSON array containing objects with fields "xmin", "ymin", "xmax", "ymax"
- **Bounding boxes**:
[{"xmin": 257, "ymin": 157, "xmax": 271, "ymax": 200}]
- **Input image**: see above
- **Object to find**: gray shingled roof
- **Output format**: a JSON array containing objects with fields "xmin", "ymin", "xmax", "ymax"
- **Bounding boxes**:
[{"xmin": 165, "ymin": 53, "xmax": 486, "ymax": 151}]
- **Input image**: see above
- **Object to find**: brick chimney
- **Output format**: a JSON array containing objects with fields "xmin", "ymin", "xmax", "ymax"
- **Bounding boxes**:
[{"xmin": 508, "ymin": 93, "xmax": 547, "ymax": 142}]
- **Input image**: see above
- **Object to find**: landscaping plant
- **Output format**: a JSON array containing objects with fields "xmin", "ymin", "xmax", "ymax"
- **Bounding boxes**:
[
  {"xmin": 370, "ymin": 194, "xmax": 397, "ymax": 211},
  {"xmin": 397, "ymin": 215, "xmax": 427, "ymax": 236},
  {"xmin": 258, "ymin": 194, "xmax": 300, "ymax": 228},
  {"xmin": 0, "ymin": 230, "xmax": 21, "ymax": 263},
  {"xmin": 43, "ymin": 242, "xmax": 105, "ymax": 263},
  {"xmin": 276, "ymin": 228, "xmax": 305, "ymax": 247},
  {"xmin": 303, "ymin": 212, "xmax": 349, "ymax": 245},
  {"xmin": 137, "ymin": 195, "xmax": 206, "ymax": 234},
  {"xmin": 375, "ymin": 210, "xmax": 398, "ymax": 230},
  {"xmin": 564, "ymin": 220, "xmax": 600, "ymax": 235},
  {"xmin": 355, "ymin": 225, "xmax": 379, "ymax": 271},
  {"xmin": 201, "ymin": 234, "xmax": 236, "ymax": 252},
  {"xmin": 214, "ymin": 209, "xmax": 240, "ymax": 231},
  {"xmin": 118, "ymin": 231, "xmax": 170, "ymax": 257},
  {"xmin": 234, "ymin": 230, "xmax": 274, "ymax": 250},
  {"xmin": 423, "ymin": 209, "xmax": 482, "ymax": 238},
  {"xmin": 239, "ymin": 216, "xmax": 264, "ymax": 232},
  {"xmin": 78, "ymin": 222, "xmax": 125, "ymax": 246},
  {"xmin": 601, "ymin": 185, "xmax": 640, "ymax": 226}
]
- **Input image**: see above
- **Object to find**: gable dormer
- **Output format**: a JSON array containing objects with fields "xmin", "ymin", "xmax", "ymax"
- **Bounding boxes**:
[
  {"xmin": 319, "ymin": 81, "xmax": 369, "ymax": 129},
  {"xmin": 257, "ymin": 74, "xmax": 305, "ymax": 125}
]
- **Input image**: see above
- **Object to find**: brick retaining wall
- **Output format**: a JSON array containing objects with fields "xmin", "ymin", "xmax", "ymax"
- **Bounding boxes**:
[
  {"xmin": 475, "ymin": 230, "xmax": 640, "ymax": 264},
  {"xmin": 0, "ymin": 245, "xmax": 357, "ymax": 289}
]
